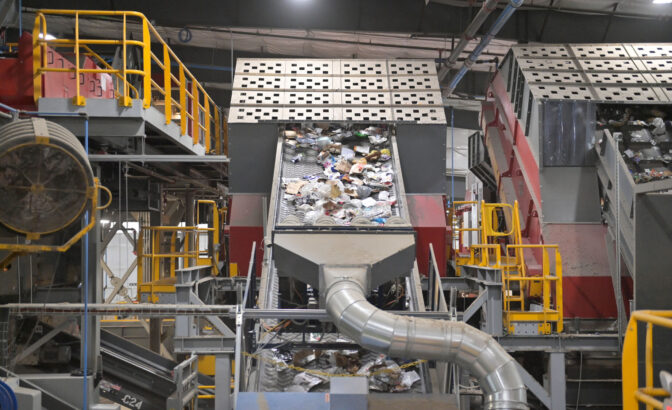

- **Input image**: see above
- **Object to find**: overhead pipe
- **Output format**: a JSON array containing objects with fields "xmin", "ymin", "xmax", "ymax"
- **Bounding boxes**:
[
  {"xmin": 438, "ymin": 0, "xmax": 500, "ymax": 82},
  {"xmin": 323, "ymin": 267, "xmax": 527, "ymax": 409},
  {"xmin": 444, "ymin": 0, "xmax": 524, "ymax": 96}
]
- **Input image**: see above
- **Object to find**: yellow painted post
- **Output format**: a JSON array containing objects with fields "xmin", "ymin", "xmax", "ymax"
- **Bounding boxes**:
[
  {"xmin": 555, "ymin": 251, "xmax": 564, "ymax": 332},
  {"xmin": 170, "ymin": 231, "xmax": 176, "ymax": 277},
  {"xmin": 204, "ymin": 97, "xmax": 211, "ymax": 152},
  {"xmin": 141, "ymin": 18, "xmax": 151, "ymax": 109},
  {"xmin": 73, "ymin": 12, "xmax": 86, "ymax": 106},
  {"xmin": 163, "ymin": 44, "xmax": 171, "ymax": 124},
  {"xmin": 32, "ymin": 15, "xmax": 43, "ymax": 104},
  {"xmin": 622, "ymin": 318, "xmax": 640, "ymax": 410},
  {"xmin": 542, "ymin": 249, "xmax": 551, "ymax": 313},
  {"xmin": 137, "ymin": 229, "xmax": 144, "ymax": 294},
  {"xmin": 184, "ymin": 232, "xmax": 190, "ymax": 268},
  {"xmin": 152, "ymin": 230, "xmax": 159, "ymax": 281},
  {"xmin": 179, "ymin": 65, "xmax": 187, "ymax": 135},
  {"xmin": 192, "ymin": 81, "xmax": 199, "ymax": 145},
  {"xmin": 213, "ymin": 204, "xmax": 219, "ymax": 268},
  {"xmin": 215, "ymin": 108, "xmax": 221, "ymax": 154},
  {"xmin": 119, "ymin": 14, "xmax": 132, "ymax": 106},
  {"xmin": 222, "ymin": 112, "xmax": 229, "ymax": 156},
  {"xmin": 646, "ymin": 322, "xmax": 654, "ymax": 410}
]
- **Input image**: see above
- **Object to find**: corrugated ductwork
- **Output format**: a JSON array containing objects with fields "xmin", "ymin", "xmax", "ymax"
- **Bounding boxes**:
[{"xmin": 323, "ymin": 267, "xmax": 528, "ymax": 409}]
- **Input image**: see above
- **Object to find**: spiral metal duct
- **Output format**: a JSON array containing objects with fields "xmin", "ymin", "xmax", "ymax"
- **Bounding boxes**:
[
  {"xmin": 323, "ymin": 267, "xmax": 528, "ymax": 410},
  {"xmin": 0, "ymin": 118, "xmax": 94, "ymax": 235}
]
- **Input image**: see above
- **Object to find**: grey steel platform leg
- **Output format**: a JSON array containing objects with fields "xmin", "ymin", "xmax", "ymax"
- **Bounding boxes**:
[
  {"xmin": 549, "ymin": 352, "xmax": 566, "ymax": 410},
  {"xmin": 216, "ymin": 355, "xmax": 232, "ymax": 410}
]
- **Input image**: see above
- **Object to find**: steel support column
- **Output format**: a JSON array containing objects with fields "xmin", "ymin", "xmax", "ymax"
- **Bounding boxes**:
[
  {"xmin": 215, "ymin": 355, "xmax": 232, "ymax": 410},
  {"xmin": 548, "ymin": 352, "xmax": 566, "ymax": 410}
]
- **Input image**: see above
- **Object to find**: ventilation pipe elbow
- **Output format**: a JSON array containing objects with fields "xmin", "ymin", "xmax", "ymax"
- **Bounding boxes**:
[{"xmin": 323, "ymin": 268, "xmax": 528, "ymax": 410}]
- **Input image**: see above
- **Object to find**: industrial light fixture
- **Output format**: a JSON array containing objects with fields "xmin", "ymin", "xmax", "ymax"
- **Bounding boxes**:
[
  {"xmin": 37, "ymin": 32, "xmax": 56, "ymax": 40},
  {"xmin": 653, "ymin": 0, "xmax": 672, "ymax": 4}
]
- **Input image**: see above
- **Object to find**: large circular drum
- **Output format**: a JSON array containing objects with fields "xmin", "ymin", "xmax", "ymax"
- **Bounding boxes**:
[{"xmin": 0, "ymin": 118, "xmax": 94, "ymax": 235}]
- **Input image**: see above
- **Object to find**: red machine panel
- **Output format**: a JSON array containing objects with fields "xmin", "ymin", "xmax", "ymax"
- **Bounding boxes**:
[
  {"xmin": 0, "ymin": 32, "xmax": 114, "ymax": 110},
  {"xmin": 0, "ymin": 33, "xmax": 36, "ymax": 110},
  {"xmin": 227, "ymin": 195, "xmax": 265, "ymax": 277},
  {"xmin": 407, "ymin": 194, "xmax": 447, "ymax": 277},
  {"xmin": 483, "ymin": 70, "xmax": 628, "ymax": 319}
]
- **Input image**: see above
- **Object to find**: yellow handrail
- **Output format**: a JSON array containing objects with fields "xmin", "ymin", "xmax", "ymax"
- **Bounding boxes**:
[
  {"xmin": 31, "ymin": 9, "xmax": 227, "ymax": 154},
  {"xmin": 137, "ymin": 201, "xmax": 221, "ymax": 301},
  {"xmin": 451, "ymin": 200, "xmax": 563, "ymax": 335},
  {"xmin": 623, "ymin": 310, "xmax": 672, "ymax": 410}
]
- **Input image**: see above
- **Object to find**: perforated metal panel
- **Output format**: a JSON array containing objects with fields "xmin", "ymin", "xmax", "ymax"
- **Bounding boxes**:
[
  {"xmin": 515, "ymin": 46, "xmax": 571, "ymax": 58},
  {"xmin": 393, "ymin": 107, "xmax": 446, "ymax": 124},
  {"xmin": 340, "ymin": 60, "xmax": 387, "ymax": 76},
  {"xmin": 284, "ymin": 91, "xmax": 334, "ymax": 105},
  {"xmin": 525, "ymin": 71, "xmax": 583, "ymax": 84},
  {"xmin": 341, "ymin": 77, "xmax": 387, "ymax": 91},
  {"xmin": 571, "ymin": 45, "xmax": 628, "ymax": 59},
  {"xmin": 285, "ymin": 76, "xmax": 335, "ymax": 90},
  {"xmin": 229, "ymin": 106, "xmax": 283, "ymax": 121},
  {"xmin": 517, "ymin": 59, "xmax": 577, "ymax": 71},
  {"xmin": 342, "ymin": 107, "xmax": 392, "ymax": 122},
  {"xmin": 640, "ymin": 59, "xmax": 672, "ymax": 72},
  {"xmin": 578, "ymin": 59, "xmax": 638, "ymax": 72},
  {"xmin": 391, "ymin": 91, "xmax": 443, "ymax": 106},
  {"xmin": 282, "ymin": 106, "xmax": 333, "ymax": 121},
  {"xmin": 387, "ymin": 60, "xmax": 436, "ymax": 75},
  {"xmin": 389, "ymin": 76, "xmax": 440, "ymax": 90},
  {"xmin": 236, "ymin": 60, "xmax": 285, "ymax": 75},
  {"xmin": 341, "ymin": 91, "xmax": 390, "ymax": 105},
  {"xmin": 232, "ymin": 75, "xmax": 284, "ymax": 90},
  {"xmin": 651, "ymin": 72, "xmax": 672, "ymax": 84},
  {"xmin": 631, "ymin": 44, "xmax": 672, "ymax": 58},
  {"xmin": 586, "ymin": 73, "xmax": 648, "ymax": 84},
  {"xmin": 230, "ymin": 58, "xmax": 446, "ymax": 123},
  {"xmin": 512, "ymin": 42, "xmax": 672, "ymax": 103},
  {"xmin": 286, "ymin": 60, "xmax": 333, "ymax": 75},
  {"xmin": 231, "ymin": 91, "xmax": 284, "ymax": 105},
  {"xmin": 594, "ymin": 86, "xmax": 660, "ymax": 102},
  {"xmin": 529, "ymin": 84, "xmax": 594, "ymax": 100}
]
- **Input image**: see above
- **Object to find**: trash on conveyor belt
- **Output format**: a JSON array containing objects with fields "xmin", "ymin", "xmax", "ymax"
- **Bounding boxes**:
[
  {"xmin": 280, "ymin": 125, "xmax": 401, "ymax": 226},
  {"xmin": 270, "ymin": 345, "xmax": 422, "ymax": 393},
  {"xmin": 598, "ymin": 106, "xmax": 672, "ymax": 184}
]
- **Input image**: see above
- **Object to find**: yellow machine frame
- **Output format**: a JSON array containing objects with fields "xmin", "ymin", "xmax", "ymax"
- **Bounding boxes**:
[
  {"xmin": 622, "ymin": 310, "xmax": 672, "ymax": 409},
  {"xmin": 32, "ymin": 10, "xmax": 226, "ymax": 154}
]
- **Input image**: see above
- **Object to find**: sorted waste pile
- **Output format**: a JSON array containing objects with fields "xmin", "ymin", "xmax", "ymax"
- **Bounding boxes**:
[
  {"xmin": 280, "ymin": 125, "xmax": 400, "ymax": 225},
  {"xmin": 598, "ymin": 107, "xmax": 672, "ymax": 184},
  {"xmin": 266, "ymin": 341, "xmax": 421, "ymax": 393}
]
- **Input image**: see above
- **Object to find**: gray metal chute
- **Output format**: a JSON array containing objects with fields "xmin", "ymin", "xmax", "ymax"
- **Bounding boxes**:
[{"xmin": 322, "ymin": 266, "xmax": 528, "ymax": 410}]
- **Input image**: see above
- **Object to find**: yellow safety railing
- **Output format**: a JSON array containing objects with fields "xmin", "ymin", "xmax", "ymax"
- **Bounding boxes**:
[
  {"xmin": 137, "ymin": 200, "xmax": 220, "ymax": 302},
  {"xmin": 32, "ymin": 10, "xmax": 226, "ymax": 154},
  {"xmin": 451, "ymin": 200, "xmax": 564, "ymax": 334},
  {"xmin": 622, "ymin": 310, "xmax": 672, "ymax": 410}
]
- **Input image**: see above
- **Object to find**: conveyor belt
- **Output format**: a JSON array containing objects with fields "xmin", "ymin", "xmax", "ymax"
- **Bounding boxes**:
[
  {"xmin": 18, "ymin": 323, "xmax": 213, "ymax": 410},
  {"xmin": 274, "ymin": 133, "xmax": 410, "ymax": 228}
]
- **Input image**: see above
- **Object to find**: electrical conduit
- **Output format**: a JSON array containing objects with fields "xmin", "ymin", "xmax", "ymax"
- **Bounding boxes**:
[{"xmin": 445, "ymin": 0, "xmax": 524, "ymax": 96}]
